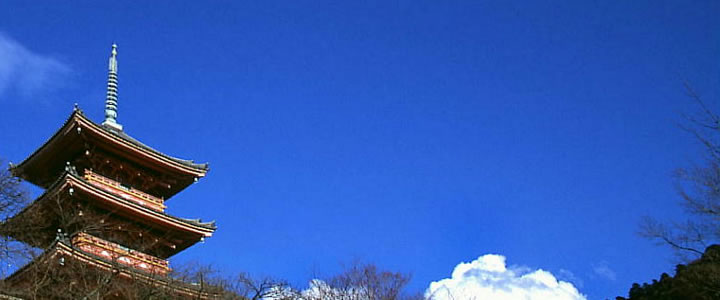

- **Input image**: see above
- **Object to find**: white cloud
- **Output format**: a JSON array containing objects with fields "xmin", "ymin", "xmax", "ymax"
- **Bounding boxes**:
[
  {"xmin": 0, "ymin": 32, "xmax": 70, "ymax": 99},
  {"xmin": 425, "ymin": 254, "xmax": 587, "ymax": 300}
]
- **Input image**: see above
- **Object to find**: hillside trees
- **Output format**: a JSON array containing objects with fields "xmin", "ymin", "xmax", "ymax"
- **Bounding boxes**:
[{"xmin": 617, "ymin": 245, "xmax": 720, "ymax": 299}]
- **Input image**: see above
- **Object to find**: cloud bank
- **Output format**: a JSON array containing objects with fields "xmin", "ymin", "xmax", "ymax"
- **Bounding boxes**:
[
  {"xmin": 0, "ymin": 33, "xmax": 70, "ymax": 99},
  {"xmin": 426, "ymin": 254, "xmax": 586, "ymax": 300}
]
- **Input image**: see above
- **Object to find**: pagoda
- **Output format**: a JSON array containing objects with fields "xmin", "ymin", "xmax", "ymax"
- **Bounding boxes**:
[{"xmin": 1, "ymin": 45, "xmax": 218, "ymax": 299}]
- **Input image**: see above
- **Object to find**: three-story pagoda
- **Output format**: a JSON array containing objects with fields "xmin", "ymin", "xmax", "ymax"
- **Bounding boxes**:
[{"xmin": 1, "ymin": 45, "xmax": 217, "ymax": 299}]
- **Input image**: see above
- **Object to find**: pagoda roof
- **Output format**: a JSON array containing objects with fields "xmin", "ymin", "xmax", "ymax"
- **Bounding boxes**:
[
  {"xmin": 1, "ymin": 171, "xmax": 215, "ymax": 258},
  {"xmin": 11, "ymin": 109, "xmax": 208, "ymax": 199},
  {"xmin": 3, "ymin": 237, "xmax": 220, "ymax": 299}
]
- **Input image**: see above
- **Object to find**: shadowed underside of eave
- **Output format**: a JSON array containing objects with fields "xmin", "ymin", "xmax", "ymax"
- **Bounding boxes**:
[
  {"xmin": 0, "ymin": 172, "xmax": 215, "ymax": 258},
  {"xmin": 2, "ymin": 239, "xmax": 220, "ymax": 299},
  {"xmin": 10, "ymin": 109, "xmax": 209, "ymax": 199}
]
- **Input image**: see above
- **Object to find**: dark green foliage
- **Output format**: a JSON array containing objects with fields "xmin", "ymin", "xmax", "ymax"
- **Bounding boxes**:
[{"xmin": 618, "ymin": 245, "xmax": 720, "ymax": 300}]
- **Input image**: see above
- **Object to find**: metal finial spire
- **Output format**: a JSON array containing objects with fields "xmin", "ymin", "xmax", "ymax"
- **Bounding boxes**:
[{"xmin": 102, "ymin": 43, "xmax": 123, "ymax": 131}]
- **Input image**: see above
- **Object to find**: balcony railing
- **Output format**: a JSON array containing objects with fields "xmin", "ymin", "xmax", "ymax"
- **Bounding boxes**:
[
  {"xmin": 83, "ymin": 169, "xmax": 166, "ymax": 212},
  {"xmin": 72, "ymin": 232, "xmax": 171, "ymax": 275}
]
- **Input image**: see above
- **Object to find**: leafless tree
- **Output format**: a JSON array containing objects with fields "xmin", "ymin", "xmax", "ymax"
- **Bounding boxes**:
[
  {"xmin": 228, "ymin": 272, "xmax": 294, "ymax": 300},
  {"xmin": 298, "ymin": 262, "xmax": 415, "ymax": 300},
  {"xmin": 640, "ymin": 82, "xmax": 720, "ymax": 260},
  {"xmin": 0, "ymin": 161, "xmax": 27, "ymax": 220},
  {"xmin": 0, "ymin": 160, "xmax": 32, "ymax": 281}
]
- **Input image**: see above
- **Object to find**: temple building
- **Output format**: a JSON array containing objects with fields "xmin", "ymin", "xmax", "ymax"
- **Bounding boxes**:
[{"xmin": 1, "ymin": 45, "xmax": 218, "ymax": 299}]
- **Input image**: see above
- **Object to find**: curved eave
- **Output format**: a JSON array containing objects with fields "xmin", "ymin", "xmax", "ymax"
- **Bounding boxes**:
[
  {"xmin": 4, "ymin": 240, "xmax": 218, "ymax": 298},
  {"xmin": 11, "ymin": 109, "xmax": 208, "ymax": 188},
  {"xmin": 2, "ymin": 172, "xmax": 215, "ymax": 247},
  {"xmin": 74, "ymin": 112, "xmax": 208, "ymax": 177},
  {"xmin": 65, "ymin": 173, "xmax": 216, "ymax": 236},
  {"xmin": 10, "ymin": 110, "xmax": 79, "ymax": 180}
]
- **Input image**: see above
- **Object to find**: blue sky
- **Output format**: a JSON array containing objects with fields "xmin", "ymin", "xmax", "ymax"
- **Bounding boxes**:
[{"xmin": 1, "ymin": 1, "xmax": 719, "ymax": 299}]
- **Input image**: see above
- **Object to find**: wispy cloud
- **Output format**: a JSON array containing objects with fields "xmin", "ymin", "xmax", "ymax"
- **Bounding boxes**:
[
  {"xmin": 592, "ymin": 261, "xmax": 617, "ymax": 281},
  {"xmin": 0, "ymin": 32, "xmax": 70, "ymax": 99},
  {"xmin": 557, "ymin": 268, "xmax": 584, "ymax": 289},
  {"xmin": 426, "ymin": 254, "xmax": 587, "ymax": 300}
]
